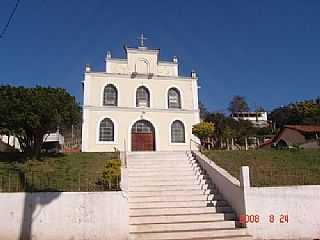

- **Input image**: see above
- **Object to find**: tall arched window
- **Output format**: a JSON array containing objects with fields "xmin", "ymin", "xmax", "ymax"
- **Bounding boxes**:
[
  {"xmin": 136, "ymin": 86, "xmax": 150, "ymax": 107},
  {"xmin": 168, "ymin": 88, "xmax": 181, "ymax": 109},
  {"xmin": 99, "ymin": 118, "xmax": 114, "ymax": 141},
  {"xmin": 171, "ymin": 120, "xmax": 185, "ymax": 143},
  {"xmin": 103, "ymin": 84, "xmax": 118, "ymax": 106}
]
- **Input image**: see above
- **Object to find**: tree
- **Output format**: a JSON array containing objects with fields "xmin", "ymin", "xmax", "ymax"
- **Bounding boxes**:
[
  {"xmin": 199, "ymin": 101, "xmax": 209, "ymax": 120},
  {"xmin": 192, "ymin": 122, "xmax": 214, "ymax": 144},
  {"xmin": 0, "ymin": 85, "xmax": 81, "ymax": 159},
  {"xmin": 269, "ymin": 98, "xmax": 320, "ymax": 129},
  {"xmin": 205, "ymin": 112, "xmax": 226, "ymax": 139},
  {"xmin": 204, "ymin": 111, "xmax": 258, "ymax": 149},
  {"xmin": 228, "ymin": 95, "xmax": 249, "ymax": 113},
  {"xmin": 237, "ymin": 119, "xmax": 256, "ymax": 144}
]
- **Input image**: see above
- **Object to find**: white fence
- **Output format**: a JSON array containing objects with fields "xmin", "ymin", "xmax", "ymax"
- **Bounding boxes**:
[
  {"xmin": 0, "ymin": 191, "xmax": 128, "ymax": 240},
  {"xmin": 192, "ymin": 151, "xmax": 320, "ymax": 240}
]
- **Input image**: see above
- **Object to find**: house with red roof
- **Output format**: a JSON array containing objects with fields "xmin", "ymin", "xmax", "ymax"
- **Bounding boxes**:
[{"xmin": 260, "ymin": 125, "xmax": 320, "ymax": 149}]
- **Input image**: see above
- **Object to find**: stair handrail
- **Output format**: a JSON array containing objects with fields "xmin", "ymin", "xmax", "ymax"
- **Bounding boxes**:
[{"xmin": 190, "ymin": 139, "xmax": 204, "ymax": 153}]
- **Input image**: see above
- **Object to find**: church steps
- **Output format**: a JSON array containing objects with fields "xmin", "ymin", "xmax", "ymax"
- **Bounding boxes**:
[
  {"xmin": 128, "ymin": 170, "xmax": 196, "ymax": 177},
  {"xmin": 129, "ymin": 213, "xmax": 236, "ymax": 224},
  {"xmin": 128, "ymin": 156, "xmax": 190, "ymax": 160},
  {"xmin": 128, "ymin": 156, "xmax": 189, "ymax": 160},
  {"xmin": 129, "ymin": 228, "xmax": 250, "ymax": 240},
  {"xmin": 128, "ymin": 152, "xmax": 187, "ymax": 157},
  {"xmin": 128, "ymin": 167, "xmax": 196, "ymax": 172},
  {"xmin": 128, "ymin": 184, "xmax": 208, "ymax": 192},
  {"xmin": 129, "ymin": 220, "xmax": 236, "ymax": 233},
  {"xmin": 128, "ymin": 179, "xmax": 204, "ymax": 187},
  {"xmin": 128, "ymin": 165, "xmax": 193, "ymax": 170},
  {"xmin": 128, "ymin": 170, "xmax": 201, "ymax": 177},
  {"xmin": 128, "ymin": 175, "xmax": 203, "ymax": 182},
  {"xmin": 129, "ymin": 206, "xmax": 234, "ymax": 216},
  {"xmin": 127, "ymin": 152, "xmax": 252, "ymax": 240},
  {"xmin": 128, "ymin": 163, "xmax": 195, "ymax": 167},
  {"xmin": 128, "ymin": 189, "xmax": 212, "ymax": 197},
  {"xmin": 129, "ymin": 177, "xmax": 209, "ymax": 187},
  {"xmin": 129, "ymin": 199, "xmax": 228, "ymax": 209},
  {"xmin": 128, "ymin": 194, "xmax": 223, "ymax": 203}
]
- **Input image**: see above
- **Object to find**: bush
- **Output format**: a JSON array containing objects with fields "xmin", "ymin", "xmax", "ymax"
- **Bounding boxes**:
[
  {"xmin": 101, "ymin": 159, "xmax": 121, "ymax": 189},
  {"xmin": 192, "ymin": 122, "xmax": 215, "ymax": 142}
]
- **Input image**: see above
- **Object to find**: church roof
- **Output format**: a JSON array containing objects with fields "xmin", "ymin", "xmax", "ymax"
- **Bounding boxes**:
[{"xmin": 124, "ymin": 45, "xmax": 160, "ymax": 54}]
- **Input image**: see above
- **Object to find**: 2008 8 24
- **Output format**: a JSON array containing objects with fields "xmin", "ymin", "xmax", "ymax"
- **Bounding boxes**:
[{"xmin": 239, "ymin": 214, "xmax": 289, "ymax": 224}]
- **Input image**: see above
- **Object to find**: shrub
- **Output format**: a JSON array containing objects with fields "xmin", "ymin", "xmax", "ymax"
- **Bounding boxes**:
[
  {"xmin": 192, "ymin": 122, "xmax": 215, "ymax": 142},
  {"xmin": 102, "ymin": 159, "xmax": 121, "ymax": 189}
]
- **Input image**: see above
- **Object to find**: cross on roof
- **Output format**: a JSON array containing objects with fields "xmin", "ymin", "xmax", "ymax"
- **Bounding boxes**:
[{"xmin": 138, "ymin": 33, "xmax": 147, "ymax": 47}]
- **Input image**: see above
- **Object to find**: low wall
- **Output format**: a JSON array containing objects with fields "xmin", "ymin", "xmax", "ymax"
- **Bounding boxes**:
[
  {"xmin": 191, "ymin": 151, "xmax": 246, "ymax": 218},
  {"xmin": 0, "ymin": 191, "xmax": 128, "ymax": 240},
  {"xmin": 245, "ymin": 186, "xmax": 320, "ymax": 239},
  {"xmin": 192, "ymin": 151, "xmax": 320, "ymax": 240}
]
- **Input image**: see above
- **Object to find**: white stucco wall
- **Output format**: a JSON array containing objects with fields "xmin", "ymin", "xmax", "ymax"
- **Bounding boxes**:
[
  {"xmin": 0, "ymin": 192, "xmax": 128, "ymax": 240},
  {"xmin": 84, "ymin": 74, "xmax": 197, "ymax": 110},
  {"xmin": 192, "ymin": 151, "xmax": 320, "ymax": 240},
  {"xmin": 82, "ymin": 108, "xmax": 199, "ymax": 152},
  {"xmin": 82, "ymin": 45, "xmax": 200, "ymax": 152},
  {"xmin": 244, "ymin": 186, "xmax": 320, "ymax": 239},
  {"xmin": 106, "ymin": 59, "xmax": 128, "ymax": 74}
]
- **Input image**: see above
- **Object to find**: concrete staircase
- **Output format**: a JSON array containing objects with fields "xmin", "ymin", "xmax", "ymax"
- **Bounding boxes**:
[{"xmin": 127, "ymin": 151, "xmax": 252, "ymax": 240}]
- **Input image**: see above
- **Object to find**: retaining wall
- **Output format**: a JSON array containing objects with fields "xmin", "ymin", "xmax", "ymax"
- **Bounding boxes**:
[
  {"xmin": 192, "ymin": 151, "xmax": 320, "ymax": 240},
  {"xmin": 245, "ymin": 185, "xmax": 320, "ymax": 239},
  {"xmin": 0, "ymin": 191, "xmax": 128, "ymax": 240}
]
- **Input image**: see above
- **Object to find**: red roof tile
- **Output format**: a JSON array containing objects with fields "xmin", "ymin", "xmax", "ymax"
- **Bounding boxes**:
[{"xmin": 285, "ymin": 125, "xmax": 320, "ymax": 133}]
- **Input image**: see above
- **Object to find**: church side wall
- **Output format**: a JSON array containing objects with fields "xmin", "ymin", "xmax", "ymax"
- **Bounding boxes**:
[
  {"xmin": 82, "ymin": 74, "xmax": 200, "ymax": 152},
  {"xmin": 85, "ymin": 74, "xmax": 197, "ymax": 111},
  {"xmin": 82, "ymin": 109, "xmax": 199, "ymax": 152}
]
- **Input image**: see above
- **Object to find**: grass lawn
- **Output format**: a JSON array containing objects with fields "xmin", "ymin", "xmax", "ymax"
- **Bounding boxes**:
[
  {"xmin": 0, "ymin": 152, "xmax": 120, "ymax": 192},
  {"xmin": 204, "ymin": 149, "xmax": 320, "ymax": 187}
]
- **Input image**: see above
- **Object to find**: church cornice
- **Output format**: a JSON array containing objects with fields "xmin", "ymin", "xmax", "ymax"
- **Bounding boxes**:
[
  {"xmin": 158, "ymin": 61, "xmax": 178, "ymax": 66},
  {"xmin": 85, "ymin": 72, "xmax": 197, "ymax": 81},
  {"xmin": 106, "ymin": 58, "xmax": 178, "ymax": 66},
  {"xmin": 125, "ymin": 47, "xmax": 160, "ymax": 55},
  {"xmin": 106, "ymin": 58, "xmax": 127, "ymax": 63},
  {"xmin": 82, "ymin": 105, "xmax": 199, "ymax": 113}
]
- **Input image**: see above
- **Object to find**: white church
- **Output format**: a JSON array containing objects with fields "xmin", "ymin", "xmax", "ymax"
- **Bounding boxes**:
[{"xmin": 81, "ymin": 34, "xmax": 200, "ymax": 152}]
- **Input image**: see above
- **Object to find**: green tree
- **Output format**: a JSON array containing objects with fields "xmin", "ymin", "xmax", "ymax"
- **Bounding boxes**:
[
  {"xmin": 205, "ymin": 112, "xmax": 233, "ymax": 147},
  {"xmin": 0, "ymin": 85, "xmax": 81, "ymax": 159},
  {"xmin": 270, "ymin": 98, "xmax": 320, "ymax": 129},
  {"xmin": 199, "ymin": 101, "xmax": 209, "ymax": 120},
  {"xmin": 192, "ymin": 122, "xmax": 215, "ymax": 143},
  {"xmin": 102, "ymin": 159, "xmax": 121, "ymax": 189},
  {"xmin": 228, "ymin": 95, "xmax": 249, "ymax": 113}
]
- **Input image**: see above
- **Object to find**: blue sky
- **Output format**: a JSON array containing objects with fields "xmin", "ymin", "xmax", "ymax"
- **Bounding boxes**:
[{"xmin": 1, "ymin": 0, "xmax": 320, "ymax": 112}]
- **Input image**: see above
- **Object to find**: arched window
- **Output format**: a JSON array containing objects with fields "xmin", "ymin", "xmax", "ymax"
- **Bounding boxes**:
[
  {"xmin": 168, "ymin": 88, "xmax": 181, "ymax": 108},
  {"xmin": 103, "ymin": 84, "xmax": 117, "ymax": 106},
  {"xmin": 136, "ymin": 86, "xmax": 150, "ymax": 107},
  {"xmin": 171, "ymin": 120, "xmax": 185, "ymax": 143},
  {"xmin": 99, "ymin": 118, "xmax": 114, "ymax": 141}
]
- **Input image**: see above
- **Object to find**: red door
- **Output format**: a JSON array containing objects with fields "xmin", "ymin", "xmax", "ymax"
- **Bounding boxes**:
[
  {"xmin": 132, "ymin": 133, "xmax": 154, "ymax": 151},
  {"xmin": 131, "ymin": 120, "xmax": 155, "ymax": 151}
]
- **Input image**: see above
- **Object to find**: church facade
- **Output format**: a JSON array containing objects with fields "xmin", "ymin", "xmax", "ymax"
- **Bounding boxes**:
[{"xmin": 81, "ymin": 38, "xmax": 200, "ymax": 152}]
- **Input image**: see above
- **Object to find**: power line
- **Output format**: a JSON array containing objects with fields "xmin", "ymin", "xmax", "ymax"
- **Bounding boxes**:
[{"xmin": 0, "ymin": 0, "xmax": 22, "ymax": 39}]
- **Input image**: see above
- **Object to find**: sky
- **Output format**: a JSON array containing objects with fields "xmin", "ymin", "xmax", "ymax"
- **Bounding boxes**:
[{"xmin": 1, "ymin": 0, "xmax": 320, "ymax": 112}]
